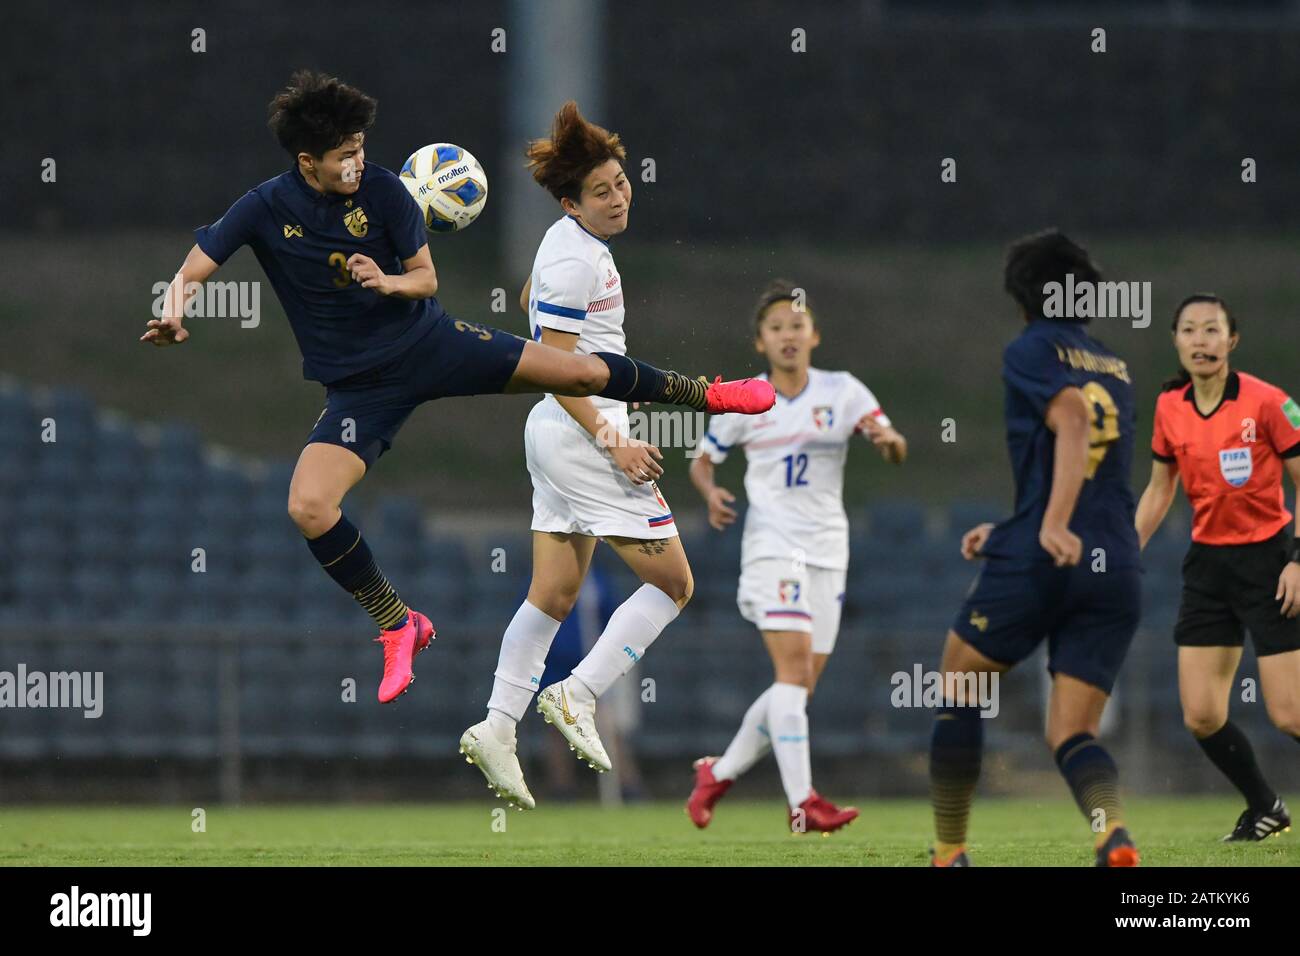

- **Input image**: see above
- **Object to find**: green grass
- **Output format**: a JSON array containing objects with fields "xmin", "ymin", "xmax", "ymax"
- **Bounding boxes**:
[{"xmin": 1, "ymin": 797, "xmax": 1295, "ymax": 866}]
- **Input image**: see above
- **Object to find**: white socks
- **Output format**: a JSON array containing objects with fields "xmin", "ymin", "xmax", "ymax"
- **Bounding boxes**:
[
  {"xmin": 768, "ymin": 682, "xmax": 812, "ymax": 807},
  {"xmin": 571, "ymin": 583, "xmax": 680, "ymax": 699},
  {"xmin": 486, "ymin": 600, "xmax": 563, "ymax": 734},
  {"xmin": 712, "ymin": 685, "xmax": 776, "ymax": 781}
]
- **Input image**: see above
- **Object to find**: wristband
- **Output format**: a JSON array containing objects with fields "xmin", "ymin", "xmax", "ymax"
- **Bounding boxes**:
[{"xmin": 1290, "ymin": 543, "xmax": 1300, "ymax": 565}]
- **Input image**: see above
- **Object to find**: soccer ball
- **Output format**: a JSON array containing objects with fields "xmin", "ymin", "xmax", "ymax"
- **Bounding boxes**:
[{"xmin": 399, "ymin": 143, "xmax": 489, "ymax": 233}]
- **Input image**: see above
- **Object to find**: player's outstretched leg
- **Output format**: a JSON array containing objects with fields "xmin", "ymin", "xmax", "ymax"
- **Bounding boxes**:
[
  {"xmin": 539, "ymin": 535, "xmax": 690, "ymax": 773},
  {"xmin": 504, "ymin": 339, "xmax": 776, "ymax": 415},
  {"xmin": 288, "ymin": 443, "xmax": 434, "ymax": 703},
  {"xmin": 1049, "ymin": 673, "xmax": 1139, "ymax": 867}
]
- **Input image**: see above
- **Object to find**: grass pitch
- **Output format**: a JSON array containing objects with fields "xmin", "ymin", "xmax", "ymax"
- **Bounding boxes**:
[{"xmin": 1, "ymin": 797, "xmax": 1295, "ymax": 866}]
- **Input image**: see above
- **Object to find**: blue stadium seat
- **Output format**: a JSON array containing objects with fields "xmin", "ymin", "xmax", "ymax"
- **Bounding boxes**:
[
  {"xmin": 14, "ymin": 525, "xmax": 67, "ymax": 567},
  {"xmin": 868, "ymin": 499, "xmax": 927, "ymax": 543},
  {"xmin": 374, "ymin": 496, "xmax": 422, "ymax": 534},
  {"xmin": 72, "ymin": 526, "xmax": 124, "ymax": 567},
  {"xmin": 948, "ymin": 500, "xmax": 1001, "ymax": 537}
]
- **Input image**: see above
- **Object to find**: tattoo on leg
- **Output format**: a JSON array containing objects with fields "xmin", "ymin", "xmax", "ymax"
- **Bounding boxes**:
[{"xmin": 637, "ymin": 539, "xmax": 667, "ymax": 557}]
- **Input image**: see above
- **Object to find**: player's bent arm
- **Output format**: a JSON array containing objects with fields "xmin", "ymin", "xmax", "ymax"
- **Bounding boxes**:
[
  {"xmin": 1287, "ymin": 457, "xmax": 1300, "ymax": 540},
  {"xmin": 140, "ymin": 243, "xmax": 221, "ymax": 346},
  {"xmin": 1041, "ymin": 387, "xmax": 1091, "ymax": 561},
  {"xmin": 392, "ymin": 246, "xmax": 438, "ymax": 298},
  {"xmin": 1135, "ymin": 459, "xmax": 1180, "ymax": 550},
  {"xmin": 1277, "ymin": 457, "xmax": 1300, "ymax": 617},
  {"xmin": 540, "ymin": 327, "xmax": 615, "ymax": 441},
  {"xmin": 689, "ymin": 453, "xmax": 718, "ymax": 500},
  {"xmin": 689, "ymin": 452, "xmax": 737, "ymax": 529}
]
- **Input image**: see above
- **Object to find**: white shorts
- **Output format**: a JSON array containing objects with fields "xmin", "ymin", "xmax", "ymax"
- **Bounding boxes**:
[
  {"xmin": 525, "ymin": 398, "xmax": 678, "ymax": 539},
  {"xmin": 737, "ymin": 558, "xmax": 847, "ymax": 654}
]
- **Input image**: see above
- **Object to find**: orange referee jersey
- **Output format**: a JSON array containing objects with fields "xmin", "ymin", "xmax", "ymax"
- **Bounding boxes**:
[{"xmin": 1153, "ymin": 371, "xmax": 1300, "ymax": 545}]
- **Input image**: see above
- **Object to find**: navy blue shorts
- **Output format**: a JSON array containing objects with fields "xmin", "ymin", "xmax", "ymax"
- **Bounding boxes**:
[
  {"xmin": 307, "ymin": 314, "xmax": 527, "ymax": 468},
  {"xmin": 951, "ymin": 559, "xmax": 1141, "ymax": 694}
]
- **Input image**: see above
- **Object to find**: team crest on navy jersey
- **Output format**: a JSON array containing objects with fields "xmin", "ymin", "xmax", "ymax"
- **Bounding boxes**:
[
  {"xmin": 778, "ymin": 579, "xmax": 802, "ymax": 604},
  {"xmin": 343, "ymin": 207, "xmax": 369, "ymax": 238},
  {"xmin": 812, "ymin": 405, "xmax": 834, "ymax": 431}
]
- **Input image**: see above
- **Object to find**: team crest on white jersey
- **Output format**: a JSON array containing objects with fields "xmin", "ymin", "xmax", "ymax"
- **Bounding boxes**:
[
  {"xmin": 1219, "ymin": 447, "xmax": 1252, "ymax": 487},
  {"xmin": 812, "ymin": 405, "xmax": 834, "ymax": 431},
  {"xmin": 778, "ymin": 579, "xmax": 802, "ymax": 604}
]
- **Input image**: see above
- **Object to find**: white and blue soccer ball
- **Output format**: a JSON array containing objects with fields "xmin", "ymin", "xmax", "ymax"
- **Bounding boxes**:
[{"xmin": 399, "ymin": 143, "xmax": 489, "ymax": 233}]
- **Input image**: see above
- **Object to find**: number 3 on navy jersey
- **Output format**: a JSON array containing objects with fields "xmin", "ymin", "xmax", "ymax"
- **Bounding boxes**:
[
  {"xmin": 783, "ymin": 453, "xmax": 809, "ymax": 487},
  {"xmin": 1083, "ymin": 381, "xmax": 1120, "ymax": 479},
  {"xmin": 328, "ymin": 251, "xmax": 351, "ymax": 288}
]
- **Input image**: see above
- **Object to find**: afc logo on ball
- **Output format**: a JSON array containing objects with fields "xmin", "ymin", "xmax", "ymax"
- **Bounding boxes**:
[
  {"xmin": 778, "ymin": 579, "xmax": 802, "ymax": 604},
  {"xmin": 1218, "ymin": 447, "xmax": 1252, "ymax": 487},
  {"xmin": 812, "ymin": 406, "xmax": 834, "ymax": 431}
]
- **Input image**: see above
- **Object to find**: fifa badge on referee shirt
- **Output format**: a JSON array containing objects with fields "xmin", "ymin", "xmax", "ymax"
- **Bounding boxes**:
[{"xmin": 1218, "ymin": 448, "xmax": 1252, "ymax": 488}]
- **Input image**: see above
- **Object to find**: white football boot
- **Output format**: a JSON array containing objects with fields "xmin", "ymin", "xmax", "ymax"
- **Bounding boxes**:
[
  {"xmin": 458, "ymin": 720, "xmax": 536, "ymax": 810},
  {"xmin": 536, "ymin": 678, "xmax": 612, "ymax": 773}
]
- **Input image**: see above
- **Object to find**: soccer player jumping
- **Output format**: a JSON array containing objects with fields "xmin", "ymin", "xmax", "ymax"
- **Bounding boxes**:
[
  {"xmin": 929, "ymin": 231, "xmax": 1142, "ymax": 867},
  {"xmin": 140, "ymin": 71, "xmax": 774, "ymax": 703}
]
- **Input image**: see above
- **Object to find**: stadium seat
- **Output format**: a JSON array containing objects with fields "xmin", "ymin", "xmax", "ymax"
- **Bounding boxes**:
[{"xmin": 867, "ymin": 499, "xmax": 927, "ymax": 543}]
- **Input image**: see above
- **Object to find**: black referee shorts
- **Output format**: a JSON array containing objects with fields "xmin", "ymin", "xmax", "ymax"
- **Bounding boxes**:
[{"xmin": 1174, "ymin": 529, "xmax": 1300, "ymax": 655}]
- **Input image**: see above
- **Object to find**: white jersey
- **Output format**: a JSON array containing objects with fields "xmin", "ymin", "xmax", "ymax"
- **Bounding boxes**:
[
  {"xmin": 699, "ymin": 368, "xmax": 891, "ymax": 571},
  {"xmin": 522, "ymin": 215, "xmax": 676, "ymax": 539},
  {"xmin": 527, "ymin": 214, "xmax": 627, "ymax": 423}
]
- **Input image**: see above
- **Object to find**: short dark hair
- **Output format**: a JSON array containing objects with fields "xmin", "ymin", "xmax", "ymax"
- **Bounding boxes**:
[
  {"xmin": 753, "ymin": 278, "xmax": 815, "ymax": 333},
  {"xmin": 1003, "ymin": 228, "xmax": 1101, "ymax": 323},
  {"xmin": 1162, "ymin": 293, "xmax": 1237, "ymax": 391},
  {"xmin": 267, "ymin": 70, "xmax": 377, "ymax": 159},
  {"xmin": 525, "ymin": 101, "xmax": 627, "ymax": 203}
]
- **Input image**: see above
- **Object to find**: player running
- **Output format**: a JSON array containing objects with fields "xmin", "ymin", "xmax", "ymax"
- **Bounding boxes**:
[
  {"xmin": 1136, "ymin": 294, "xmax": 1300, "ymax": 842},
  {"xmin": 459, "ymin": 101, "xmax": 740, "ymax": 808},
  {"xmin": 928, "ymin": 230, "xmax": 1142, "ymax": 867},
  {"xmin": 140, "ymin": 72, "xmax": 774, "ymax": 705},
  {"xmin": 683, "ymin": 280, "xmax": 907, "ymax": 833}
]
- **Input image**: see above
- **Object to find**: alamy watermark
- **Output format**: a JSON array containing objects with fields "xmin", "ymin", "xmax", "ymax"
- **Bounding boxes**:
[
  {"xmin": 890, "ymin": 665, "xmax": 1000, "ymax": 718},
  {"xmin": 0, "ymin": 664, "xmax": 103, "ymax": 718},
  {"xmin": 1042, "ymin": 274, "xmax": 1151, "ymax": 328},
  {"xmin": 151, "ymin": 274, "xmax": 261, "ymax": 328},
  {"xmin": 584, "ymin": 409, "xmax": 707, "ymax": 457}
]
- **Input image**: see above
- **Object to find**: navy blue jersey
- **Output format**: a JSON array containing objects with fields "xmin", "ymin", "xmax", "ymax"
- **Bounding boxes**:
[
  {"xmin": 981, "ymin": 319, "xmax": 1139, "ymax": 570},
  {"xmin": 194, "ymin": 163, "xmax": 443, "ymax": 384}
]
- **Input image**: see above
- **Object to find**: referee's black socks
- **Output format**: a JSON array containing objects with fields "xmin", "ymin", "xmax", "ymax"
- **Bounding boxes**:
[
  {"xmin": 592, "ymin": 352, "xmax": 709, "ymax": 410},
  {"xmin": 930, "ymin": 702, "xmax": 984, "ymax": 848},
  {"xmin": 305, "ymin": 514, "xmax": 411, "ymax": 632},
  {"xmin": 1196, "ymin": 721, "xmax": 1278, "ymax": 811},
  {"xmin": 1055, "ymin": 732, "xmax": 1126, "ymax": 840}
]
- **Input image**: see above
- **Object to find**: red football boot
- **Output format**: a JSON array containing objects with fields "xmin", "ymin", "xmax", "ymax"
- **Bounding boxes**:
[
  {"xmin": 790, "ymin": 790, "xmax": 859, "ymax": 835},
  {"xmin": 704, "ymin": 376, "xmax": 776, "ymax": 415},
  {"xmin": 375, "ymin": 610, "xmax": 435, "ymax": 703},
  {"xmin": 686, "ymin": 756, "xmax": 733, "ymax": 829}
]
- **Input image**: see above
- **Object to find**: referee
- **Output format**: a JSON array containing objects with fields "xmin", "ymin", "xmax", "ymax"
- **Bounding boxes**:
[{"xmin": 1137, "ymin": 293, "xmax": 1300, "ymax": 841}]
